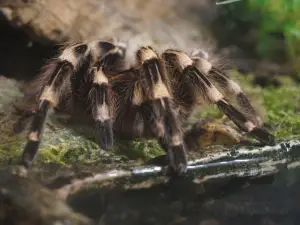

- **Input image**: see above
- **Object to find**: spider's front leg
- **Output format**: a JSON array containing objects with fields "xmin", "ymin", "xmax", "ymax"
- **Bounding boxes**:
[
  {"xmin": 22, "ymin": 44, "xmax": 91, "ymax": 168},
  {"xmin": 86, "ymin": 66, "xmax": 114, "ymax": 149},
  {"xmin": 136, "ymin": 47, "xmax": 188, "ymax": 174},
  {"xmin": 69, "ymin": 40, "xmax": 125, "ymax": 150}
]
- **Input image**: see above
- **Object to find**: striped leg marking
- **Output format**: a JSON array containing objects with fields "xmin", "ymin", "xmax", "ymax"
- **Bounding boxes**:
[
  {"xmin": 185, "ymin": 65, "xmax": 276, "ymax": 146},
  {"xmin": 137, "ymin": 47, "xmax": 188, "ymax": 174},
  {"xmin": 22, "ymin": 43, "xmax": 90, "ymax": 168},
  {"xmin": 192, "ymin": 56, "xmax": 263, "ymax": 127},
  {"xmin": 22, "ymin": 101, "xmax": 51, "ymax": 168},
  {"xmin": 164, "ymin": 49, "xmax": 275, "ymax": 146},
  {"xmin": 88, "ymin": 67, "xmax": 114, "ymax": 150}
]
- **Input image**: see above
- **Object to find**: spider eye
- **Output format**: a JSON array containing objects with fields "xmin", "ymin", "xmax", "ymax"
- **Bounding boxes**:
[{"xmin": 74, "ymin": 44, "xmax": 88, "ymax": 56}]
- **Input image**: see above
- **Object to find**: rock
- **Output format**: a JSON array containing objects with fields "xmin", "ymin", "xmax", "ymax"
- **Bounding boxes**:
[
  {"xmin": 63, "ymin": 168, "xmax": 300, "ymax": 225},
  {"xmin": 0, "ymin": 166, "xmax": 92, "ymax": 225},
  {"xmin": 1, "ymin": 164, "xmax": 299, "ymax": 225},
  {"xmin": 0, "ymin": 0, "xmax": 214, "ymax": 51}
]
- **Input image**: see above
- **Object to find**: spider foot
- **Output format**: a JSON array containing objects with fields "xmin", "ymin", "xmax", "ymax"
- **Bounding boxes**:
[
  {"xmin": 249, "ymin": 127, "xmax": 276, "ymax": 146},
  {"xmin": 22, "ymin": 141, "xmax": 39, "ymax": 168},
  {"xmin": 95, "ymin": 119, "xmax": 114, "ymax": 150},
  {"xmin": 166, "ymin": 144, "xmax": 188, "ymax": 175}
]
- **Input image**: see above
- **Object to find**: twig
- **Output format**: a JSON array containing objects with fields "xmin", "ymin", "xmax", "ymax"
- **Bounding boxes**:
[
  {"xmin": 216, "ymin": 0, "xmax": 243, "ymax": 5},
  {"xmin": 56, "ymin": 140, "xmax": 300, "ymax": 199}
]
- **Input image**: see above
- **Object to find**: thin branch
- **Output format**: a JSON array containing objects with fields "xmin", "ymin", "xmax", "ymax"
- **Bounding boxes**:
[
  {"xmin": 216, "ymin": 0, "xmax": 243, "ymax": 5},
  {"xmin": 56, "ymin": 140, "xmax": 300, "ymax": 199}
]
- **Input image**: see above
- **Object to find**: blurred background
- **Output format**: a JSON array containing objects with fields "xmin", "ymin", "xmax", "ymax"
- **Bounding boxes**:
[
  {"xmin": 1, "ymin": 1, "xmax": 300, "ymax": 225},
  {"xmin": 1, "ymin": 0, "xmax": 299, "ymax": 78}
]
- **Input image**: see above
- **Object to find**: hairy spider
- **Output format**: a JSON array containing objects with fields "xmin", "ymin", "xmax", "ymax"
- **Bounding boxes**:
[{"xmin": 14, "ymin": 40, "xmax": 276, "ymax": 175}]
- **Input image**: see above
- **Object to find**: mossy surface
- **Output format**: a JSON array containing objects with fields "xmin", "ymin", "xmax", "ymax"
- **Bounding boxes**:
[
  {"xmin": 0, "ymin": 78, "xmax": 164, "ymax": 168},
  {"xmin": 261, "ymin": 78, "xmax": 300, "ymax": 140},
  {"xmin": 0, "ymin": 74, "xmax": 299, "ymax": 168}
]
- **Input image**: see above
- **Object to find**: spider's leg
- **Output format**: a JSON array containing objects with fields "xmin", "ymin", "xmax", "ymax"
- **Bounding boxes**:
[
  {"xmin": 22, "ymin": 62, "xmax": 72, "ymax": 168},
  {"xmin": 68, "ymin": 41, "xmax": 125, "ymax": 150},
  {"xmin": 192, "ymin": 54, "xmax": 263, "ymax": 127},
  {"xmin": 87, "ymin": 66, "xmax": 114, "ymax": 150},
  {"xmin": 22, "ymin": 43, "xmax": 90, "ymax": 168},
  {"xmin": 187, "ymin": 65, "xmax": 275, "ymax": 145},
  {"xmin": 164, "ymin": 50, "xmax": 275, "ymax": 146},
  {"xmin": 137, "ymin": 47, "xmax": 188, "ymax": 174}
]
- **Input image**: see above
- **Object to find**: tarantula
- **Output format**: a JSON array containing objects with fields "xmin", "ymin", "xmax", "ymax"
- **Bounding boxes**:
[{"xmin": 14, "ymin": 40, "xmax": 276, "ymax": 175}]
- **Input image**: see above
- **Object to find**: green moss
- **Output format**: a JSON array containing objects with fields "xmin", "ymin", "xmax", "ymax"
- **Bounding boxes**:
[
  {"xmin": 0, "ymin": 119, "xmax": 24, "ymax": 165},
  {"xmin": 36, "ymin": 136, "xmax": 126, "ymax": 166},
  {"xmin": 262, "ymin": 85, "xmax": 300, "ymax": 140},
  {"xmin": 237, "ymin": 74, "xmax": 300, "ymax": 140},
  {"xmin": 114, "ymin": 139, "xmax": 164, "ymax": 161},
  {"xmin": 0, "ymin": 116, "xmax": 163, "ymax": 167},
  {"xmin": 233, "ymin": 72, "xmax": 300, "ymax": 140}
]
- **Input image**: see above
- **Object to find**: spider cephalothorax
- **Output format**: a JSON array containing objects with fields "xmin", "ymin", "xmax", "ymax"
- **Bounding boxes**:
[{"xmin": 14, "ymin": 39, "xmax": 276, "ymax": 175}]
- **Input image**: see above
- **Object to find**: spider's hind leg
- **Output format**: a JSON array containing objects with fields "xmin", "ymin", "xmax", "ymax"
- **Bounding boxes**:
[
  {"xmin": 191, "ymin": 50, "xmax": 263, "ymax": 127},
  {"xmin": 191, "ymin": 52, "xmax": 276, "ymax": 145},
  {"xmin": 164, "ymin": 49, "xmax": 275, "ymax": 146},
  {"xmin": 136, "ymin": 47, "xmax": 188, "ymax": 174},
  {"xmin": 189, "ymin": 64, "xmax": 275, "ymax": 146}
]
